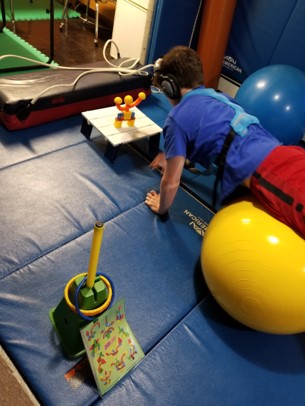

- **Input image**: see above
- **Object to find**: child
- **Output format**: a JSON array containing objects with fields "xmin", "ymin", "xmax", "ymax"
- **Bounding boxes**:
[{"xmin": 145, "ymin": 45, "xmax": 305, "ymax": 238}]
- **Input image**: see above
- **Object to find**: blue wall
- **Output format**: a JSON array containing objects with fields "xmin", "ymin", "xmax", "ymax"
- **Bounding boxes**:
[
  {"xmin": 146, "ymin": 0, "xmax": 202, "ymax": 64},
  {"xmin": 222, "ymin": 0, "xmax": 305, "ymax": 83}
]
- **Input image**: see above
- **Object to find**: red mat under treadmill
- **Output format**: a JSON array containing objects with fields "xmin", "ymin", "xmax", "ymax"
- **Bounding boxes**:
[{"xmin": 0, "ymin": 59, "xmax": 152, "ymax": 130}]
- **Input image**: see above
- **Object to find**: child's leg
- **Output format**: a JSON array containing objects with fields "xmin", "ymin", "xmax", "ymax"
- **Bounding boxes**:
[{"xmin": 250, "ymin": 145, "xmax": 305, "ymax": 238}]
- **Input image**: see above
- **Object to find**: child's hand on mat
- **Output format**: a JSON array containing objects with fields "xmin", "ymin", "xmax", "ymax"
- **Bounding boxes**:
[
  {"xmin": 149, "ymin": 152, "xmax": 166, "ymax": 173},
  {"xmin": 145, "ymin": 190, "xmax": 161, "ymax": 214}
]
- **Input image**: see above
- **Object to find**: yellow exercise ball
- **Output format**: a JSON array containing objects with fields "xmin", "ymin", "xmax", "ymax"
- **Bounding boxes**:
[{"xmin": 201, "ymin": 196, "xmax": 305, "ymax": 334}]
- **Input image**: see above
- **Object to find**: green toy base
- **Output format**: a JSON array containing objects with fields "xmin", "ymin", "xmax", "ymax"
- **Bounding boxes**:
[
  {"xmin": 49, "ymin": 301, "xmax": 87, "ymax": 359},
  {"xmin": 50, "ymin": 276, "xmax": 108, "ymax": 359}
]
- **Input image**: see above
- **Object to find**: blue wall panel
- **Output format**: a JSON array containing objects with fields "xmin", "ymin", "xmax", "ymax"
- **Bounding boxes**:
[
  {"xmin": 222, "ymin": 0, "xmax": 305, "ymax": 83},
  {"xmin": 146, "ymin": 0, "xmax": 202, "ymax": 64}
]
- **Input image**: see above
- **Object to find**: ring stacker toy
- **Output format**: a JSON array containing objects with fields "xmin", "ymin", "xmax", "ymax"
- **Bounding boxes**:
[{"xmin": 49, "ymin": 221, "xmax": 114, "ymax": 359}]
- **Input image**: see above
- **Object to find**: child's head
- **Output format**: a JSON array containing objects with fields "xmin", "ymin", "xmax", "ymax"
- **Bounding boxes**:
[{"xmin": 153, "ymin": 46, "xmax": 204, "ymax": 99}]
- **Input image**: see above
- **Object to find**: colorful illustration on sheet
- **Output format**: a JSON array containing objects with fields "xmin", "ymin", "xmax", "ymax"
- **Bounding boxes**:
[{"xmin": 80, "ymin": 298, "xmax": 144, "ymax": 396}]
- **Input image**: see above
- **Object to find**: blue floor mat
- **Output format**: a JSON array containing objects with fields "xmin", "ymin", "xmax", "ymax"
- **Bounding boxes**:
[
  {"xmin": 2, "ymin": 94, "xmax": 302, "ymax": 406},
  {"xmin": 0, "ymin": 111, "xmax": 214, "ymax": 405}
]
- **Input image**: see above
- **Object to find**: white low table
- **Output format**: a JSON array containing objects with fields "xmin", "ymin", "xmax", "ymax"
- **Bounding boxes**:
[{"xmin": 81, "ymin": 106, "xmax": 162, "ymax": 161}]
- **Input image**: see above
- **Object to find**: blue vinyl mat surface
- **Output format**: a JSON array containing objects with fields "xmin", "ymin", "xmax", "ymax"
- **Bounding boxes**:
[{"xmin": 1, "ymin": 92, "xmax": 305, "ymax": 405}]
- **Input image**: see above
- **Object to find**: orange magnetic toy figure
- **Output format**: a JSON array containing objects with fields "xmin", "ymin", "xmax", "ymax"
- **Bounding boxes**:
[{"xmin": 114, "ymin": 92, "xmax": 146, "ymax": 128}]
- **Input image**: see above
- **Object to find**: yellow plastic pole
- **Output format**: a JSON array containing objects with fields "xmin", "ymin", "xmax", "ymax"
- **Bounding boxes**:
[{"xmin": 86, "ymin": 221, "xmax": 105, "ymax": 289}]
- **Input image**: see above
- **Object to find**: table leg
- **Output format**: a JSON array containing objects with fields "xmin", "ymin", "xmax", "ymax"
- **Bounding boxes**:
[
  {"xmin": 148, "ymin": 133, "xmax": 160, "ymax": 155},
  {"xmin": 81, "ymin": 119, "xmax": 93, "ymax": 139},
  {"xmin": 104, "ymin": 142, "xmax": 120, "ymax": 163}
]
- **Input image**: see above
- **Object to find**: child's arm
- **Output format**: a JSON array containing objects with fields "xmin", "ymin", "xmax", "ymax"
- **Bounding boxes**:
[{"xmin": 145, "ymin": 156, "xmax": 185, "ymax": 215}]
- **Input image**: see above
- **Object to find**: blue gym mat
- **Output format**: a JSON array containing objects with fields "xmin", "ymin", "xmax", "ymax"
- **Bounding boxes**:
[{"xmin": 1, "ymin": 93, "xmax": 305, "ymax": 405}]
